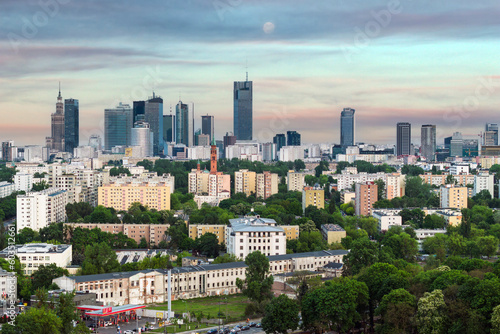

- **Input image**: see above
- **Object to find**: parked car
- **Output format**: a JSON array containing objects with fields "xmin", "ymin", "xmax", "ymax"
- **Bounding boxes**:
[
  {"xmin": 208, "ymin": 329, "xmax": 219, "ymax": 334},
  {"xmin": 256, "ymin": 323, "xmax": 262, "ymax": 328},
  {"xmin": 241, "ymin": 326, "xmax": 250, "ymax": 331},
  {"xmin": 249, "ymin": 322, "xmax": 256, "ymax": 327}
]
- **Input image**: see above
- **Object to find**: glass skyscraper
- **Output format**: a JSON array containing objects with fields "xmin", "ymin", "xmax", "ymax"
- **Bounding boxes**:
[
  {"xmin": 64, "ymin": 98, "xmax": 79, "ymax": 153},
  {"xmin": 396, "ymin": 122, "xmax": 411, "ymax": 156},
  {"xmin": 233, "ymin": 78, "xmax": 253, "ymax": 140},
  {"xmin": 286, "ymin": 131, "xmax": 301, "ymax": 146},
  {"xmin": 201, "ymin": 115, "xmax": 215, "ymax": 142},
  {"xmin": 273, "ymin": 134, "xmax": 286, "ymax": 151},
  {"xmin": 340, "ymin": 108, "xmax": 355, "ymax": 147},
  {"xmin": 104, "ymin": 103, "xmax": 133, "ymax": 150},
  {"xmin": 163, "ymin": 114, "xmax": 175, "ymax": 143},
  {"xmin": 145, "ymin": 94, "xmax": 164, "ymax": 156},
  {"xmin": 176, "ymin": 101, "xmax": 194, "ymax": 147},
  {"xmin": 421, "ymin": 124, "xmax": 436, "ymax": 161}
]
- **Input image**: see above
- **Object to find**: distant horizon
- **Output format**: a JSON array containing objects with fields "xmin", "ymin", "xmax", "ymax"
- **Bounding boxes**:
[{"xmin": 1, "ymin": 0, "xmax": 498, "ymax": 147}]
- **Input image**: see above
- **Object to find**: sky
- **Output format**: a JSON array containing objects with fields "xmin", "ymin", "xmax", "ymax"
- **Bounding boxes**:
[{"xmin": 1, "ymin": 0, "xmax": 499, "ymax": 147}]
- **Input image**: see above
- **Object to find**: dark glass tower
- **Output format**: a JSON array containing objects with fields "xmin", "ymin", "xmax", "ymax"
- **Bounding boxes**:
[
  {"xmin": 145, "ymin": 93, "xmax": 164, "ymax": 156},
  {"xmin": 104, "ymin": 103, "xmax": 133, "ymax": 150},
  {"xmin": 233, "ymin": 76, "xmax": 253, "ymax": 140},
  {"xmin": 286, "ymin": 131, "xmax": 301, "ymax": 146},
  {"xmin": 64, "ymin": 98, "xmax": 79, "ymax": 153},
  {"xmin": 201, "ymin": 115, "xmax": 215, "ymax": 142},
  {"xmin": 175, "ymin": 101, "xmax": 194, "ymax": 147},
  {"xmin": 163, "ymin": 114, "xmax": 175, "ymax": 143},
  {"xmin": 133, "ymin": 101, "xmax": 146, "ymax": 122},
  {"xmin": 340, "ymin": 108, "xmax": 355, "ymax": 147},
  {"xmin": 273, "ymin": 134, "xmax": 286, "ymax": 151},
  {"xmin": 396, "ymin": 122, "xmax": 411, "ymax": 156},
  {"xmin": 421, "ymin": 125, "xmax": 436, "ymax": 161}
]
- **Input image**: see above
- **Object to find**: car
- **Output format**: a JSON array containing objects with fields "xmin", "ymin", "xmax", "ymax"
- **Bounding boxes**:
[
  {"xmin": 149, "ymin": 325, "xmax": 156, "ymax": 330},
  {"xmin": 241, "ymin": 326, "xmax": 250, "ymax": 331},
  {"xmin": 208, "ymin": 329, "xmax": 219, "ymax": 334},
  {"xmin": 124, "ymin": 331, "xmax": 134, "ymax": 334},
  {"xmin": 249, "ymin": 322, "xmax": 256, "ymax": 327},
  {"xmin": 232, "ymin": 327, "xmax": 241, "ymax": 332},
  {"xmin": 256, "ymin": 323, "xmax": 262, "ymax": 328}
]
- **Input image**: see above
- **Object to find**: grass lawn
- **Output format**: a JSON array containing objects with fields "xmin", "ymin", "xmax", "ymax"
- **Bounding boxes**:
[
  {"xmin": 150, "ymin": 321, "xmax": 212, "ymax": 333},
  {"xmin": 147, "ymin": 294, "xmax": 250, "ymax": 322}
]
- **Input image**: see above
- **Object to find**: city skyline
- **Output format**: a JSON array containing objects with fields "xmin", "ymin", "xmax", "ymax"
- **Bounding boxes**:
[{"xmin": 1, "ymin": 1, "xmax": 499, "ymax": 146}]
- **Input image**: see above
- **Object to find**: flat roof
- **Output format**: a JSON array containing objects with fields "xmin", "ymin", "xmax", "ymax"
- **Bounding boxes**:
[{"xmin": 84, "ymin": 304, "xmax": 146, "ymax": 317}]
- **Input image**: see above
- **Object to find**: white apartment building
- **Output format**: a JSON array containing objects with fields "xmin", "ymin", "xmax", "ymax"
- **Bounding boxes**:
[
  {"xmin": 0, "ymin": 269, "xmax": 16, "ymax": 300},
  {"xmin": 372, "ymin": 210, "xmax": 403, "ymax": 231},
  {"xmin": 474, "ymin": 173, "xmax": 494, "ymax": 197},
  {"xmin": 450, "ymin": 164, "xmax": 470, "ymax": 175},
  {"xmin": 278, "ymin": 146, "xmax": 305, "ymax": 162},
  {"xmin": 287, "ymin": 170, "xmax": 305, "ymax": 192},
  {"xmin": 0, "ymin": 243, "xmax": 72, "ymax": 276},
  {"xmin": 186, "ymin": 146, "xmax": 212, "ymax": 160},
  {"xmin": 14, "ymin": 173, "xmax": 33, "ymax": 192},
  {"xmin": 16, "ymin": 188, "xmax": 68, "ymax": 232},
  {"xmin": 337, "ymin": 172, "xmax": 404, "ymax": 200},
  {"xmin": 225, "ymin": 142, "xmax": 260, "ymax": 160},
  {"xmin": 0, "ymin": 182, "xmax": 15, "ymax": 199},
  {"xmin": 226, "ymin": 216, "xmax": 287, "ymax": 259}
]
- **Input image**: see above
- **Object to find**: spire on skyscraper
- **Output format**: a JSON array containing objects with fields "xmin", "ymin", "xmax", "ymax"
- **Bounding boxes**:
[{"xmin": 58, "ymin": 82, "xmax": 62, "ymax": 100}]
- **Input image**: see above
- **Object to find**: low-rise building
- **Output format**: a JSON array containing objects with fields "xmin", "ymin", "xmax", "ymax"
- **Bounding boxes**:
[
  {"xmin": 0, "ymin": 243, "xmax": 72, "ymax": 276},
  {"xmin": 320, "ymin": 224, "xmax": 346, "ymax": 244},
  {"xmin": 341, "ymin": 191, "xmax": 355, "ymax": 204},
  {"xmin": 281, "ymin": 225, "xmax": 300, "ymax": 241},
  {"xmin": 188, "ymin": 224, "xmax": 226, "ymax": 244},
  {"xmin": 372, "ymin": 210, "xmax": 403, "ymax": 231},
  {"xmin": 414, "ymin": 229, "xmax": 447, "ymax": 251}
]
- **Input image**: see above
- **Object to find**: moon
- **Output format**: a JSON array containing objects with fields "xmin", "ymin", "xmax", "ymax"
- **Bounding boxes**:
[{"xmin": 263, "ymin": 22, "xmax": 275, "ymax": 34}]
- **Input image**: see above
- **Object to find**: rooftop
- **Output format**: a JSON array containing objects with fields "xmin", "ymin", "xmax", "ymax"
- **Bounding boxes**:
[
  {"xmin": 321, "ymin": 224, "xmax": 345, "ymax": 232},
  {"xmin": 0, "ymin": 243, "xmax": 71, "ymax": 256},
  {"xmin": 229, "ymin": 216, "xmax": 284, "ymax": 233}
]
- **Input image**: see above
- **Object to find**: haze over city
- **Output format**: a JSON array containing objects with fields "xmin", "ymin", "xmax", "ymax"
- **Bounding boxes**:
[{"xmin": 1, "ymin": 0, "xmax": 499, "ymax": 146}]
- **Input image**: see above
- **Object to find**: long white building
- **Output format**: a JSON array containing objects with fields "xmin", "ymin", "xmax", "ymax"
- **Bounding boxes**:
[
  {"xmin": 16, "ymin": 188, "xmax": 68, "ymax": 232},
  {"xmin": 0, "ymin": 181, "xmax": 15, "ymax": 199},
  {"xmin": 226, "ymin": 215, "xmax": 287, "ymax": 259},
  {"xmin": 14, "ymin": 173, "xmax": 33, "ymax": 192}
]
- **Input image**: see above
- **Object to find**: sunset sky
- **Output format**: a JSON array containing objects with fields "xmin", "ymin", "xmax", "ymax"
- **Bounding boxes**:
[{"xmin": 1, "ymin": 0, "xmax": 499, "ymax": 147}]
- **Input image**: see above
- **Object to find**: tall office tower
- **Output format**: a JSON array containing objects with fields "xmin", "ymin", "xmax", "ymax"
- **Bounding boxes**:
[
  {"xmin": 104, "ymin": 103, "xmax": 133, "ymax": 150},
  {"xmin": 49, "ymin": 86, "xmax": 65, "ymax": 152},
  {"xmin": 273, "ymin": 134, "xmax": 286, "ymax": 151},
  {"xmin": 145, "ymin": 93, "xmax": 164, "ymax": 156},
  {"xmin": 64, "ymin": 98, "xmax": 79, "ymax": 153},
  {"xmin": 175, "ymin": 101, "xmax": 194, "ymax": 147},
  {"xmin": 201, "ymin": 115, "xmax": 215, "ymax": 142},
  {"xmin": 163, "ymin": 114, "xmax": 175, "ymax": 143},
  {"xmin": 233, "ymin": 74, "xmax": 253, "ymax": 140},
  {"xmin": 286, "ymin": 131, "xmax": 301, "ymax": 146},
  {"xmin": 1, "ymin": 141, "xmax": 13, "ymax": 161},
  {"xmin": 486, "ymin": 123, "xmax": 499, "ymax": 145},
  {"xmin": 450, "ymin": 132, "xmax": 463, "ymax": 157},
  {"xmin": 131, "ymin": 121, "xmax": 154, "ymax": 157},
  {"xmin": 88, "ymin": 134, "xmax": 102, "ymax": 150},
  {"xmin": 133, "ymin": 101, "xmax": 145, "ymax": 122},
  {"xmin": 396, "ymin": 122, "xmax": 411, "ymax": 156},
  {"xmin": 421, "ymin": 125, "xmax": 436, "ymax": 161},
  {"xmin": 340, "ymin": 107, "xmax": 355, "ymax": 147}
]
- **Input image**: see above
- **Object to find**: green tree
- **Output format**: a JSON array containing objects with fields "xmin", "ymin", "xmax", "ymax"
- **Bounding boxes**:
[
  {"xmin": 213, "ymin": 253, "xmax": 239, "ymax": 264},
  {"xmin": 374, "ymin": 178, "xmax": 385, "ymax": 200},
  {"xmin": 342, "ymin": 237, "xmax": 379, "ymax": 276},
  {"xmin": 32, "ymin": 264, "xmax": 69, "ymax": 291},
  {"xmin": 236, "ymin": 251, "xmax": 274, "ymax": 313},
  {"xmin": 31, "ymin": 180, "xmax": 50, "ymax": 191},
  {"xmin": 1, "ymin": 306, "xmax": 62, "ymax": 334},
  {"xmin": 492, "ymin": 304, "xmax": 500, "ymax": 334},
  {"xmin": 57, "ymin": 292, "xmax": 78, "ymax": 334},
  {"xmin": 477, "ymin": 236, "xmax": 499, "ymax": 258},
  {"xmin": 16, "ymin": 227, "xmax": 40, "ymax": 244},
  {"xmin": 80, "ymin": 242, "xmax": 120, "ymax": 275},
  {"xmin": 375, "ymin": 288, "xmax": 416, "ymax": 334},
  {"xmin": 415, "ymin": 289, "xmax": 446, "ymax": 334},
  {"xmin": 193, "ymin": 233, "xmax": 220, "ymax": 258},
  {"xmin": 261, "ymin": 295, "xmax": 299, "ymax": 334}
]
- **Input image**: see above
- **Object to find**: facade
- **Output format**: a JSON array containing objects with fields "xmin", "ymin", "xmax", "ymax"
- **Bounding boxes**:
[
  {"xmin": 340, "ymin": 108, "xmax": 355, "ymax": 147},
  {"xmin": 175, "ymin": 101, "xmax": 194, "ymax": 147},
  {"xmin": 450, "ymin": 132, "xmax": 463, "ymax": 157},
  {"xmin": 223, "ymin": 132, "xmax": 237, "ymax": 150},
  {"xmin": 337, "ymin": 171, "xmax": 404, "ymax": 200},
  {"xmin": 88, "ymin": 134, "xmax": 102, "ymax": 150},
  {"xmin": 64, "ymin": 98, "xmax": 79, "ymax": 153},
  {"xmin": 131, "ymin": 122, "xmax": 154, "ymax": 157},
  {"xmin": 0, "ymin": 182, "xmax": 15, "ymax": 199},
  {"xmin": 440, "ymin": 185, "xmax": 467, "ymax": 209},
  {"xmin": 281, "ymin": 225, "xmax": 300, "ymax": 240},
  {"xmin": 233, "ymin": 79, "xmax": 253, "ymax": 140},
  {"xmin": 485, "ymin": 123, "xmax": 499, "ymax": 145},
  {"xmin": 133, "ymin": 101, "xmax": 145, "ymax": 123},
  {"xmin": 16, "ymin": 188, "xmax": 68, "ymax": 232},
  {"xmin": 420, "ymin": 173, "xmax": 474, "ymax": 187},
  {"xmin": 302, "ymin": 186, "xmax": 324, "ymax": 213},
  {"xmin": 196, "ymin": 134, "xmax": 210, "ymax": 147},
  {"xmin": 226, "ymin": 216, "xmax": 287, "ymax": 259},
  {"xmin": 234, "ymin": 169, "xmax": 257, "ymax": 196},
  {"xmin": 65, "ymin": 223, "xmax": 170, "ymax": 246},
  {"xmin": 320, "ymin": 224, "xmax": 346, "ymax": 244},
  {"xmin": 104, "ymin": 103, "xmax": 133, "ymax": 150},
  {"xmin": 188, "ymin": 224, "xmax": 226, "ymax": 244},
  {"xmin": 256, "ymin": 171, "xmax": 279, "ymax": 199},
  {"xmin": 287, "ymin": 170, "xmax": 305, "ymax": 192},
  {"xmin": 450, "ymin": 164, "xmax": 469, "ymax": 175},
  {"xmin": 286, "ymin": 131, "xmax": 301, "ymax": 146},
  {"xmin": 14, "ymin": 173, "xmax": 33, "ymax": 192},
  {"xmin": 421, "ymin": 124, "xmax": 436, "ymax": 161},
  {"xmin": 98, "ymin": 182, "xmax": 171, "ymax": 211},
  {"xmin": 53, "ymin": 249, "xmax": 348, "ymax": 305},
  {"xmin": 163, "ymin": 114, "xmax": 175, "ymax": 144},
  {"xmin": 396, "ymin": 122, "xmax": 411, "ymax": 156},
  {"xmin": 355, "ymin": 182, "xmax": 378, "ymax": 216},
  {"xmin": 279, "ymin": 146, "xmax": 305, "ymax": 161},
  {"xmin": 1, "ymin": 141, "xmax": 14, "ymax": 161},
  {"xmin": 261, "ymin": 142, "xmax": 276, "ymax": 162},
  {"xmin": 372, "ymin": 210, "xmax": 402, "ymax": 231},
  {"xmin": 48, "ymin": 88, "xmax": 65, "ymax": 152},
  {"xmin": 474, "ymin": 173, "xmax": 494, "ymax": 197},
  {"xmin": 273, "ymin": 134, "xmax": 286, "ymax": 152},
  {"xmin": 145, "ymin": 94, "xmax": 164, "ymax": 156},
  {"xmin": 201, "ymin": 115, "xmax": 215, "ymax": 143},
  {"xmin": 0, "ymin": 243, "xmax": 72, "ymax": 276}
]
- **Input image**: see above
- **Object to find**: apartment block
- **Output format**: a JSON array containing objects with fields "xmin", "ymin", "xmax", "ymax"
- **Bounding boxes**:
[
  {"xmin": 474, "ymin": 173, "xmax": 494, "ymax": 197},
  {"xmin": 65, "ymin": 223, "xmax": 170, "ymax": 246},
  {"xmin": 256, "ymin": 171, "xmax": 279, "ymax": 199},
  {"xmin": 188, "ymin": 224, "xmax": 226, "ymax": 244},
  {"xmin": 234, "ymin": 169, "xmax": 257, "ymax": 196},
  {"xmin": 354, "ymin": 182, "xmax": 378, "ymax": 216},
  {"xmin": 98, "ymin": 181, "xmax": 171, "ymax": 211},
  {"xmin": 420, "ymin": 173, "xmax": 475, "ymax": 187},
  {"xmin": 287, "ymin": 170, "xmax": 304, "ymax": 192},
  {"xmin": 372, "ymin": 210, "xmax": 402, "ymax": 231},
  {"xmin": 302, "ymin": 186, "xmax": 325, "ymax": 213},
  {"xmin": 14, "ymin": 173, "xmax": 33, "ymax": 192},
  {"xmin": 320, "ymin": 224, "xmax": 346, "ymax": 244},
  {"xmin": 440, "ymin": 185, "xmax": 467, "ymax": 209},
  {"xmin": 0, "ymin": 182, "xmax": 14, "ymax": 199},
  {"xmin": 337, "ymin": 171, "xmax": 404, "ymax": 200},
  {"xmin": 281, "ymin": 225, "xmax": 300, "ymax": 241},
  {"xmin": 16, "ymin": 188, "xmax": 68, "ymax": 232}
]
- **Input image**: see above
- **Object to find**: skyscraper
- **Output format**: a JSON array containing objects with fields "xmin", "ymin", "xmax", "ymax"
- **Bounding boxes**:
[
  {"xmin": 48, "ymin": 86, "xmax": 65, "ymax": 152},
  {"xmin": 421, "ymin": 124, "xmax": 436, "ymax": 161},
  {"xmin": 104, "ymin": 103, "xmax": 133, "ymax": 150},
  {"xmin": 175, "ymin": 101, "xmax": 194, "ymax": 147},
  {"xmin": 64, "ymin": 98, "xmax": 79, "ymax": 153},
  {"xmin": 450, "ymin": 132, "xmax": 463, "ymax": 157},
  {"xmin": 273, "ymin": 134, "xmax": 286, "ymax": 151},
  {"xmin": 286, "ymin": 131, "xmax": 301, "ymax": 146},
  {"xmin": 163, "ymin": 114, "xmax": 175, "ymax": 143},
  {"xmin": 133, "ymin": 101, "xmax": 146, "ymax": 122},
  {"xmin": 201, "ymin": 115, "xmax": 215, "ymax": 142},
  {"xmin": 340, "ymin": 108, "xmax": 355, "ymax": 147},
  {"xmin": 396, "ymin": 122, "xmax": 411, "ymax": 156},
  {"xmin": 485, "ymin": 123, "xmax": 498, "ymax": 145},
  {"xmin": 145, "ymin": 93, "xmax": 164, "ymax": 156},
  {"xmin": 131, "ymin": 121, "xmax": 154, "ymax": 157},
  {"xmin": 233, "ymin": 75, "xmax": 253, "ymax": 140}
]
